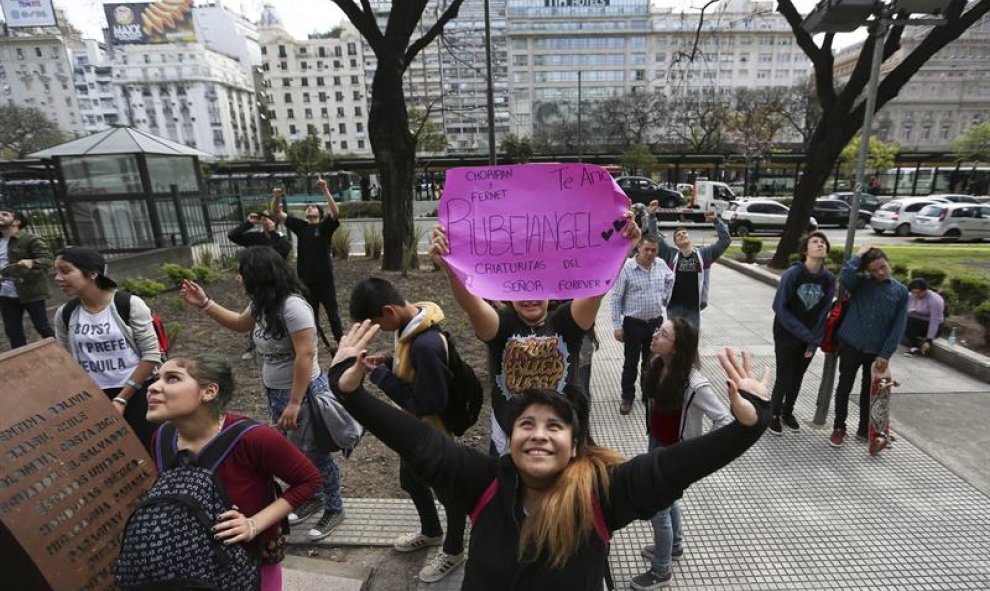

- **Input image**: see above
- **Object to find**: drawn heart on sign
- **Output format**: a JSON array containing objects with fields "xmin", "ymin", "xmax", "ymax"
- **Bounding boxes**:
[
  {"xmin": 613, "ymin": 218, "xmax": 627, "ymax": 232},
  {"xmin": 601, "ymin": 229, "xmax": 614, "ymax": 241}
]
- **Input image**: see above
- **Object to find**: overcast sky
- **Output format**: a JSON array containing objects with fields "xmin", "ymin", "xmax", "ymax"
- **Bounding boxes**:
[{"xmin": 55, "ymin": 0, "xmax": 863, "ymax": 48}]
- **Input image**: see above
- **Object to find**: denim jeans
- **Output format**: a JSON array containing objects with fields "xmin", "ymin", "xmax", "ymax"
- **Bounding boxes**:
[
  {"xmin": 266, "ymin": 373, "xmax": 344, "ymax": 512},
  {"xmin": 648, "ymin": 436, "xmax": 683, "ymax": 574}
]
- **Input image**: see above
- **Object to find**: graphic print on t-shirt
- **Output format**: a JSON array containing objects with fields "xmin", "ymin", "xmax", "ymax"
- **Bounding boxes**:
[
  {"xmin": 73, "ymin": 306, "xmax": 140, "ymax": 389},
  {"xmin": 796, "ymin": 282, "xmax": 825, "ymax": 312},
  {"xmin": 495, "ymin": 333, "xmax": 570, "ymax": 401}
]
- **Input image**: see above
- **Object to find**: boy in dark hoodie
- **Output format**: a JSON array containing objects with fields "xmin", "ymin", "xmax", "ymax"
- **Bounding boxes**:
[
  {"xmin": 348, "ymin": 277, "xmax": 465, "ymax": 583},
  {"xmin": 769, "ymin": 231, "xmax": 835, "ymax": 436}
]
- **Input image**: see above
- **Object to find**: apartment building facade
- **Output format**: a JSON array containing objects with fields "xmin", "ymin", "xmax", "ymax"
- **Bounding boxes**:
[{"xmin": 258, "ymin": 5, "xmax": 372, "ymax": 157}]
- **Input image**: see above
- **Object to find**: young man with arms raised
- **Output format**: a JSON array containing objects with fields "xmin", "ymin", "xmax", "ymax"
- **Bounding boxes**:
[{"xmin": 656, "ymin": 210, "xmax": 731, "ymax": 329}]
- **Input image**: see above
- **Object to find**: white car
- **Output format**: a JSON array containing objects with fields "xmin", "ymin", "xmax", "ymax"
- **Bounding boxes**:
[
  {"xmin": 870, "ymin": 197, "xmax": 949, "ymax": 236},
  {"xmin": 721, "ymin": 199, "xmax": 818, "ymax": 237},
  {"xmin": 928, "ymin": 193, "xmax": 981, "ymax": 204},
  {"xmin": 912, "ymin": 203, "xmax": 990, "ymax": 240}
]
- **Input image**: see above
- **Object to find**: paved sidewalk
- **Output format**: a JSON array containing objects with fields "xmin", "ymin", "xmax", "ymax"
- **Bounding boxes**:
[{"xmin": 292, "ymin": 264, "xmax": 990, "ymax": 590}]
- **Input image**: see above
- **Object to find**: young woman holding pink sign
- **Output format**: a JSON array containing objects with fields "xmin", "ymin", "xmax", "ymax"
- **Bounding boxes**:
[{"xmin": 429, "ymin": 212, "xmax": 640, "ymax": 456}]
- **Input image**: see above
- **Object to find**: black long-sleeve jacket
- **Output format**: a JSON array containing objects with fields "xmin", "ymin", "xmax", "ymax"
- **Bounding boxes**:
[
  {"xmin": 330, "ymin": 360, "xmax": 770, "ymax": 590},
  {"xmin": 227, "ymin": 221, "xmax": 292, "ymax": 260}
]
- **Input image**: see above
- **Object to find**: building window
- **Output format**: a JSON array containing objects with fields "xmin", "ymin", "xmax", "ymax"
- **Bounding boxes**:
[
  {"xmin": 902, "ymin": 125, "xmax": 912, "ymax": 140},
  {"xmin": 278, "ymin": 45, "xmax": 287, "ymax": 58},
  {"xmin": 318, "ymin": 47, "xmax": 327, "ymax": 57},
  {"xmin": 325, "ymin": 141, "xmax": 333, "ymax": 150},
  {"xmin": 341, "ymin": 140, "xmax": 348, "ymax": 150},
  {"xmin": 358, "ymin": 140, "xmax": 364, "ymax": 149},
  {"xmin": 301, "ymin": 61, "xmax": 308, "ymax": 70},
  {"xmin": 301, "ymin": 77, "xmax": 309, "ymax": 87},
  {"xmin": 347, "ymin": 42, "xmax": 357, "ymax": 56},
  {"xmin": 35, "ymin": 47, "xmax": 42, "ymax": 57},
  {"xmin": 305, "ymin": 108, "xmax": 313, "ymax": 118},
  {"xmin": 261, "ymin": 46, "xmax": 267, "ymax": 55},
  {"xmin": 323, "ymin": 123, "xmax": 331, "ymax": 133},
  {"xmin": 350, "ymin": 75, "xmax": 358, "ymax": 85},
  {"xmin": 350, "ymin": 59, "xmax": 357, "ymax": 68},
  {"xmin": 356, "ymin": 122, "xmax": 364, "ymax": 132},
  {"xmin": 334, "ymin": 46, "xmax": 342, "ymax": 58},
  {"xmin": 335, "ymin": 91, "xmax": 344, "ymax": 101},
  {"xmin": 289, "ymin": 124, "xmax": 297, "ymax": 134},
  {"xmin": 280, "ymin": 60, "xmax": 287, "ymax": 70},
  {"xmin": 287, "ymin": 108, "xmax": 295, "ymax": 119},
  {"xmin": 338, "ymin": 123, "xmax": 346, "ymax": 133},
  {"xmin": 321, "ymin": 107, "xmax": 328, "ymax": 118},
  {"xmin": 353, "ymin": 90, "xmax": 360, "ymax": 100},
  {"xmin": 16, "ymin": 48, "xmax": 24, "ymax": 59},
  {"xmin": 303, "ymin": 92, "xmax": 311, "ymax": 103},
  {"xmin": 319, "ymin": 91, "xmax": 327, "ymax": 101},
  {"xmin": 282, "ymin": 79, "xmax": 291, "ymax": 87},
  {"xmin": 316, "ymin": 77, "xmax": 325, "ymax": 86},
  {"xmin": 354, "ymin": 106, "xmax": 362, "ymax": 116},
  {"xmin": 337, "ymin": 106, "xmax": 345, "ymax": 117},
  {"xmin": 333, "ymin": 76, "xmax": 341, "ymax": 85},
  {"xmin": 284, "ymin": 92, "xmax": 292, "ymax": 103}
]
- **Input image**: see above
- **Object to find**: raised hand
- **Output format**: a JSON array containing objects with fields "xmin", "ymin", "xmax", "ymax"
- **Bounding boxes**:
[
  {"xmin": 620, "ymin": 210, "xmax": 641, "ymax": 241},
  {"xmin": 429, "ymin": 224, "xmax": 451, "ymax": 273},
  {"xmin": 717, "ymin": 347, "xmax": 770, "ymax": 427},
  {"xmin": 180, "ymin": 279, "xmax": 208, "ymax": 308},
  {"xmin": 332, "ymin": 320, "xmax": 381, "ymax": 394}
]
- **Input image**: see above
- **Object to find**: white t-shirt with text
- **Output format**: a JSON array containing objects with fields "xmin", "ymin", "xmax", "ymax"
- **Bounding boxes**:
[{"xmin": 73, "ymin": 305, "xmax": 141, "ymax": 389}]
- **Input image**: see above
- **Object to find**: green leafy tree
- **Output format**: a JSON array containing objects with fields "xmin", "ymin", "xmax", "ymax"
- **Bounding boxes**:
[
  {"xmin": 500, "ymin": 134, "xmax": 534, "ymax": 163},
  {"xmin": 953, "ymin": 121, "xmax": 990, "ymax": 161},
  {"xmin": 286, "ymin": 128, "xmax": 333, "ymax": 194},
  {"xmin": 409, "ymin": 107, "xmax": 448, "ymax": 154},
  {"xmin": 0, "ymin": 104, "xmax": 66, "ymax": 158},
  {"xmin": 839, "ymin": 132, "xmax": 900, "ymax": 174},
  {"xmin": 619, "ymin": 144, "xmax": 657, "ymax": 176},
  {"xmin": 332, "ymin": 0, "xmax": 467, "ymax": 270}
]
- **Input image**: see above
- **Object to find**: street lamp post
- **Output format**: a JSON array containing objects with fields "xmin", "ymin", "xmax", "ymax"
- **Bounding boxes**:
[
  {"xmin": 483, "ymin": 0, "xmax": 496, "ymax": 166},
  {"xmin": 802, "ymin": 0, "xmax": 948, "ymax": 425}
]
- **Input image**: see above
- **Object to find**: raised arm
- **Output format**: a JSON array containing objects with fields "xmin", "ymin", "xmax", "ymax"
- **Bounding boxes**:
[
  {"xmin": 429, "ymin": 224, "xmax": 500, "ymax": 341},
  {"xmin": 180, "ymin": 279, "xmax": 254, "ymax": 333},
  {"xmin": 700, "ymin": 214, "xmax": 731, "ymax": 263},
  {"xmin": 270, "ymin": 187, "xmax": 287, "ymax": 222},
  {"xmin": 317, "ymin": 176, "xmax": 340, "ymax": 220},
  {"xmin": 606, "ymin": 349, "xmax": 771, "ymax": 531}
]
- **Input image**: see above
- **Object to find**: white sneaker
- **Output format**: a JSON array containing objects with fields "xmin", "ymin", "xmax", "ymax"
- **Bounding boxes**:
[
  {"xmin": 418, "ymin": 550, "xmax": 465, "ymax": 583},
  {"xmin": 393, "ymin": 531, "xmax": 443, "ymax": 553}
]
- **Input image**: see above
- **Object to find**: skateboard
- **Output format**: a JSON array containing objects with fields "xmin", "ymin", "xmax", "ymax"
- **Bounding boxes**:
[{"xmin": 868, "ymin": 365, "xmax": 895, "ymax": 456}]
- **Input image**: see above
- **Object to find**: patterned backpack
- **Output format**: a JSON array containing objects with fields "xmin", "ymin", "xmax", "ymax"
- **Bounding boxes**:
[{"xmin": 113, "ymin": 421, "xmax": 262, "ymax": 591}]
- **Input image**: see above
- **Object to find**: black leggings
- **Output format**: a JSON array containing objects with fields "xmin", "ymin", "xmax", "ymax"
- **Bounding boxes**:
[
  {"xmin": 400, "ymin": 457, "xmax": 466, "ymax": 555},
  {"xmin": 770, "ymin": 340, "xmax": 814, "ymax": 418},
  {"xmin": 305, "ymin": 280, "xmax": 343, "ymax": 343}
]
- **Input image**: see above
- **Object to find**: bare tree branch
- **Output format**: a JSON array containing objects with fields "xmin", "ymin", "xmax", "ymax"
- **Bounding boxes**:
[
  {"xmin": 405, "ymin": 0, "xmax": 467, "ymax": 67},
  {"xmin": 776, "ymin": 0, "xmax": 837, "ymax": 110},
  {"xmin": 331, "ymin": 0, "xmax": 384, "ymax": 55}
]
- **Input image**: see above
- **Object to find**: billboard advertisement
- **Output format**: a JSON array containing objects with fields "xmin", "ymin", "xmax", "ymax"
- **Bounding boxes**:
[
  {"xmin": 0, "ymin": 0, "xmax": 57, "ymax": 28},
  {"xmin": 104, "ymin": 0, "xmax": 196, "ymax": 45}
]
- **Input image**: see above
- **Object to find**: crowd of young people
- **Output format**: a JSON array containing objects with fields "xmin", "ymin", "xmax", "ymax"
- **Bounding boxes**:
[{"xmin": 0, "ymin": 187, "xmax": 919, "ymax": 590}]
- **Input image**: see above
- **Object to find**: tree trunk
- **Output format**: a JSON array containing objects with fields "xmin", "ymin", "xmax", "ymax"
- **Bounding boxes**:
[
  {"xmin": 368, "ymin": 56, "xmax": 416, "ymax": 271},
  {"xmin": 771, "ymin": 119, "xmax": 854, "ymax": 268}
]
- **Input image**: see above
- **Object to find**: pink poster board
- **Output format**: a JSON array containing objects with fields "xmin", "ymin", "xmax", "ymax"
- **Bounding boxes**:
[{"xmin": 438, "ymin": 163, "xmax": 632, "ymax": 300}]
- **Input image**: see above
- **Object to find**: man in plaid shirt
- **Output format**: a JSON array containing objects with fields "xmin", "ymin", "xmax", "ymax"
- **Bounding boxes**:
[{"xmin": 610, "ymin": 234, "xmax": 675, "ymax": 415}]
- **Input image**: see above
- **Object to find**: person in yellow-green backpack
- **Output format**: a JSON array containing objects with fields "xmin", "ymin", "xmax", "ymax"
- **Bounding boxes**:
[{"xmin": 349, "ymin": 277, "xmax": 465, "ymax": 584}]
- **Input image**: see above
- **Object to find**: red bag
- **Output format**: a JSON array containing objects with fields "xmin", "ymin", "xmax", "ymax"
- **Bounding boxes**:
[{"xmin": 821, "ymin": 297, "xmax": 847, "ymax": 354}]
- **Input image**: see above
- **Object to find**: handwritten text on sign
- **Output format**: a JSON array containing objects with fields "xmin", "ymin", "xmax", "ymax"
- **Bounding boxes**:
[{"xmin": 439, "ymin": 164, "xmax": 632, "ymax": 300}]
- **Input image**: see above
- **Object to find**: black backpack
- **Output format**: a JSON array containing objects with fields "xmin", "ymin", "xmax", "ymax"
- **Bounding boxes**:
[
  {"xmin": 436, "ymin": 328, "xmax": 484, "ymax": 437},
  {"xmin": 113, "ymin": 421, "xmax": 262, "ymax": 591}
]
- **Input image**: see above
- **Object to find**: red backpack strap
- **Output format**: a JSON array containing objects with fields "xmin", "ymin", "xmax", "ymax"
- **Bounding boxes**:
[
  {"xmin": 591, "ymin": 493, "xmax": 611, "ymax": 548},
  {"xmin": 470, "ymin": 478, "xmax": 500, "ymax": 525}
]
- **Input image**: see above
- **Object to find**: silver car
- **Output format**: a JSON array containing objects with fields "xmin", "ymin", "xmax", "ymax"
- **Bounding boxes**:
[
  {"xmin": 912, "ymin": 203, "xmax": 990, "ymax": 240},
  {"xmin": 870, "ymin": 197, "xmax": 949, "ymax": 236}
]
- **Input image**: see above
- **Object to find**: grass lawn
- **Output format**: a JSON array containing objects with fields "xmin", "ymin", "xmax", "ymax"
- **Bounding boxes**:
[{"xmin": 727, "ymin": 242, "xmax": 990, "ymax": 282}]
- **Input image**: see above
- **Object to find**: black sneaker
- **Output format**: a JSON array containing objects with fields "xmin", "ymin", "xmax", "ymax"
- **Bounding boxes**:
[
  {"xmin": 307, "ymin": 509, "xmax": 345, "ymax": 541},
  {"xmin": 769, "ymin": 416, "xmax": 783, "ymax": 436},
  {"xmin": 782, "ymin": 414, "xmax": 801, "ymax": 432},
  {"xmin": 630, "ymin": 568, "xmax": 673, "ymax": 590},
  {"xmin": 288, "ymin": 498, "xmax": 322, "ymax": 525}
]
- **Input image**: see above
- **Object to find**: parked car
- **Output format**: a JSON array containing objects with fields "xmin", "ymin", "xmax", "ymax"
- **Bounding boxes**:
[
  {"xmin": 912, "ymin": 203, "xmax": 990, "ymax": 240},
  {"xmin": 811, "ymin": 198, "xmax": 871, "ymax": 228},
  {"xmin": 721, "ymin": 199, "xmax": 818, "ymax": 237},
  {"xmin": 826, "ymin": 191, "xmax": 881, "ymax": 213},
  {"xmin": 928, "ymin": 193, "xmax": 981, "ymax": 204},
  {"xmin": 870, "ymin": 197, "xmax": 949, "ymax": 236},
  {"xmin": 615, "ymin": 176, "xmax": 685, "ymax": 208}
]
